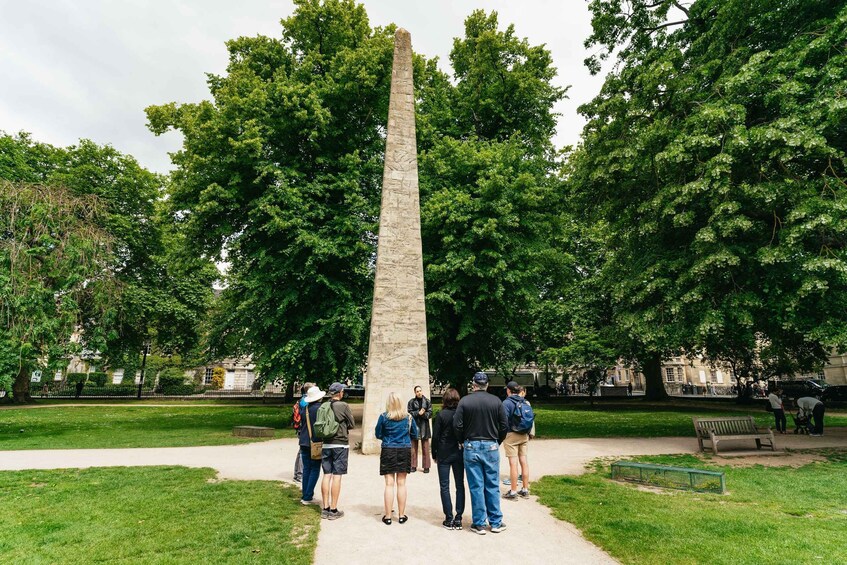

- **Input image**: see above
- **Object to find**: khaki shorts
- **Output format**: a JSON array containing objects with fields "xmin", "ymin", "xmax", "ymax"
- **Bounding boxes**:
[{"xmin": 503, "ymin": 432, "xmax": 529, "ymax": 458}]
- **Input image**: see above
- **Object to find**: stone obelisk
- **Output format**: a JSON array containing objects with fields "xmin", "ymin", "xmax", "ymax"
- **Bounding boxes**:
[{"xmin": 361, "ymin": 29, "xmax": 430, "ymax": 454}]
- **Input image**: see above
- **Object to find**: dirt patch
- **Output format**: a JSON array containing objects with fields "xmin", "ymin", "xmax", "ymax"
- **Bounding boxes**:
[
  {"xmin": 632, "ymin": 484, "xmax": 676, "ymax": 495},
  {"xmin": 715, "ymin": 452, "xmax": 827, "ymax": 468},
  {"xmin": 289, "ymin": 523, "xmax": 314, "ymax": 549}
]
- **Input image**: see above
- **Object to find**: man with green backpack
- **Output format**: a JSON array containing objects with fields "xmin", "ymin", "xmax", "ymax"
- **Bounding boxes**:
[{"xmin": 315, "ymin": 382, "xmax": 355, "ymax": 519}]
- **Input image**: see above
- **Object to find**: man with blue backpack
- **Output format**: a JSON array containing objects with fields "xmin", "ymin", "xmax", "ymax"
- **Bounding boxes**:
[{"xmin": 502, "ymin": 382, "xmax": 535, "ymax": 500}]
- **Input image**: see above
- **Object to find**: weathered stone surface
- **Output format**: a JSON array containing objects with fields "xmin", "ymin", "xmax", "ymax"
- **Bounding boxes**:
[
  {"xmin": 361, "ymin": 28, "xmax": 430, "ymax": 454},
  {"xmin": 232, "ymin": 426, "xmax": 275, "ymax": 438}
]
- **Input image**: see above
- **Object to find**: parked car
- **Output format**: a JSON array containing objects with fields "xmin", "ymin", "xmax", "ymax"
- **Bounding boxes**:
[
  {"xmin": 345, "ymin": 385, "xmax": 365, "ymax": 398},
  {"xmin": 770, "ymin": 379, "xmax": 825, "ymax": 401},
  {"xmin": 822, "ymin": 385, "xmax": 847, "ymax": 404}
]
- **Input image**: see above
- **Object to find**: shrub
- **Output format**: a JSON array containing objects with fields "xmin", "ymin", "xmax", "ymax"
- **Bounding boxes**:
[
  {"xmin": 211, "ymin": 367, "xmax": 225, "ymax": 390},
  {"xmin": 104, "ymin": 384, "xmax": 138, "ymax": 396},
  {"xmin": 66, "ymin": 372, "xmax": 88, "ymax": 385},
  {"xmin": 157, "ymin": 368, "xmax": 190, "ymax": 394},
  {"xmin": 160, "ymin": 384, "xmax": 198, "ymax": 396},
  {"xmin": 89, "ymin": 372, "xmax": 108, "ymax": 386}
]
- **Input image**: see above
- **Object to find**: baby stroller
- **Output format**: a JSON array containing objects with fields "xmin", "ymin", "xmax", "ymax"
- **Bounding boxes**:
[{"xmin": 791, "ymin": 412, "xmax": 812, "ymax": 435}]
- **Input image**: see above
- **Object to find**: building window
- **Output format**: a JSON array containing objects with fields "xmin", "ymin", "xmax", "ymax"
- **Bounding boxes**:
[
  {"xmin": 665, "ymin": 368, "xmax": 676, "ymax": 382},
  {"xmin": 817, "ymin": 371, "xmax": 825, "ymax": 380},
  {"xmin": 204, "ymin": 368, "xmax": 213, "ymax": 385},
  {"xmin": 676, "ymin": 367, "xmax": 684, "ymax": 381},
  {"xmin": 710, "ymin": 370, "xmax": 718, "ymax": 383}
]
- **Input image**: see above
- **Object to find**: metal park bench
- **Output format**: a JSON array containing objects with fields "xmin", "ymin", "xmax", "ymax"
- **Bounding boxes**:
[{"xmin": 692, "ymin": 416, "xmax": 775, "ymax": 455}]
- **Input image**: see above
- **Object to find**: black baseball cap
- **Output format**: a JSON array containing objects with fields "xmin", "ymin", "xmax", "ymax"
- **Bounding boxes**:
[{"xmin": 473, "ymin": 372, "xmax": 489, "ymax": 384}]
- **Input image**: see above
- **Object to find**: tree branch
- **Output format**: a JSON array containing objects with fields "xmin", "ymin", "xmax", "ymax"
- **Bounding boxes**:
[
  {"xmin": 645, "ymin": 19, "xmax": 688, "ymax": 33},
  {"xmin": 671, "ymin": 1, "xmax": 691, "ymax": 17}
]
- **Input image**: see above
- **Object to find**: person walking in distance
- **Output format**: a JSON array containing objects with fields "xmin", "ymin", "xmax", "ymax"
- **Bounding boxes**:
[
  {"xmin": 407, "ymin": 385, "xmax": 432, "ymax": 473},
  {"xmin": 432, "ymin": 388, "xmax": 465, "ymax": 530},
  {"xmin": 292, "ymin": 382, "xmax": 315, "ymax": 483},
  {"xmin": 298, "ymin": 386, "xmax": 326, "ymax": 505},
  {"xmin": 319, "ymin": 382, "xmax": 355, "ymax": 520},
  {"xmin": 375, "ymin": 392, "xmax": 419, "ymax": 525},
  {"xmin": 501, "ymin": 382, "xmax": 534, "ymax": 500},
  {"xmin": 768, "ymin": 387, "xmax": 787, "ymax": 434},
  {"xmin": 453, "ymin": 372, "xmax": 509, "ymax": 535}
]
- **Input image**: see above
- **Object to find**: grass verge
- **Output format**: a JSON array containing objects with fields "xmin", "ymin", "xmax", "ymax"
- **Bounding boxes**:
[
  {"xmin": 0, "ymin": 466, "xmax": 319, "ymax": 565},
  {"xmin": 534, "ymin": 451, "xmax": 847, "ymax": 565},
  {"xmin": 0, "ymin": 406, "xmax": 295, "ymax": 450},
  {"xmin": 532, "ymin": 405, "xmax": 847, "ymax": 438}
]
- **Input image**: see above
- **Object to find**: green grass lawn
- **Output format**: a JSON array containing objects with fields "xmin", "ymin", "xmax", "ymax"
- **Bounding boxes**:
[
  {"xmin": 534, "ymin": 451, "xmax": 847, "ymax": 565},
  {"xmin": 0, "ymin": 406, "xmax": 295, "ymax": 450},
  {"xmin": 532, "ymin": 405, "xmax": 847, "ymax": 438},
  {"xmin": 3, "ymin": 402, "xmax": 844, "ymax": 451},
  {"xmin": 0, "ymin": 466, "xmax": 318, "ymax": 564}
]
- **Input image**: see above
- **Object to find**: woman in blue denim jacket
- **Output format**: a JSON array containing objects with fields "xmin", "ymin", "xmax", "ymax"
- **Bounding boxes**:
[{"xmin": 375, "ymin": 392, "xmax": 419, "ymax": 525}]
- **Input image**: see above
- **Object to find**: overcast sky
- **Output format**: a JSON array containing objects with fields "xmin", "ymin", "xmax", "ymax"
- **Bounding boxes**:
[{"xmin": 0, "ymin": 0, "xmax": 606, "ymax": 175}]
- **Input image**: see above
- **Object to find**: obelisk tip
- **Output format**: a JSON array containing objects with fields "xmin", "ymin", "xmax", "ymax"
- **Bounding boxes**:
[{"xmin": 395, "ymin": 28, "xmax": 411, "ymax": 42}]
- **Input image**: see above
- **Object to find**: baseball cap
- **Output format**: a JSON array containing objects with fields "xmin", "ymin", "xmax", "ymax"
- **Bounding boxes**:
[
  {"xmin": 472, "ymin": 372, "xmax": 489, "ymax": 385},
  {"xmin": 507, "ymin": 381, "xmax": 521, "ymax": 392},
  {"xmin": 328, "ymin": 382, "xmax": 345, "ymax": 394}
]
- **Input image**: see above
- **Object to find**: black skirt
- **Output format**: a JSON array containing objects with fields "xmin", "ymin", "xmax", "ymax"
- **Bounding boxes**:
[{"xmin": 380, "ymin": 446, "xmax": 412, "ymax": 475}]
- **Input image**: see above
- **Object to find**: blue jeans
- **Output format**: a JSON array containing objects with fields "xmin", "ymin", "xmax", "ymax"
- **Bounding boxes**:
[
  {"xmin": 437, "ymin": 456, "xmax": 465, "ymax": 519},
  {"xmin": 463, "ymin": 440, "xmax": 502, "ymax": 528},
  {"xmin": 300, "ymin": 446, "xmax": 322, "ymax": 501}
]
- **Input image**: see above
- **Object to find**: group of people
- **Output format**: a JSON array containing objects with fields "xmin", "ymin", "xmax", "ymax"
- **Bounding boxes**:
[
  {"xmin": 292, "ymin": 371, "xmax": 535, "ymax": 535},
  {"xmin": 767, "ymin": 387, "xmax": 826, "ymax": 436}
]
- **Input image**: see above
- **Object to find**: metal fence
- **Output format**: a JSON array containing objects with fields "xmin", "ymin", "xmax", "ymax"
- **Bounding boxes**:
[{"xmin": 34, "ymin": 384, "xmax": 277, "ymax": 400}]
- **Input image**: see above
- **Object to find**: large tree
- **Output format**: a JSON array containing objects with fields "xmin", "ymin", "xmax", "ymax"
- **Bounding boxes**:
[
  {"xmin": 147, "ymin": 0, "xmax": 395, "ymax": 387},
  {"xmin": 0, "ymin": 132, "xmax": 215, "ymax": 384},
  {"xmin": 419, "ymin": 10, "xmax": 568, "ymax": 389},
  {"xmin": 0, "ymin": 182, "xmax": 115, "ymax": 401},
  {"xmin": 572, "ymin": 0, "xmax": 847, "ymax": 398}
]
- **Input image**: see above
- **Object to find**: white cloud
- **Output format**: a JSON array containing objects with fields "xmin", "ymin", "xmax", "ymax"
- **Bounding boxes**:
[{"xmin": 0, "ymin": 0, "xmax": 606, "ymax": 174}]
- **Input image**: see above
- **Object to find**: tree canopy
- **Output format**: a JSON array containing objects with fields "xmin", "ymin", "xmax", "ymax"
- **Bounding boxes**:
[
  {"xmin": 147, "ymin": 1, "xmax": 569, "ymax": 390},
  {"xmin": 573, "ymin": 0, "xmax": 847, "ymax": 397},
  {"xmin": 0, "ymin": 181, "xmax": 115, "ymax": 399},
  {"xmin": 0, "ymin": 133, "xmax": 215, "ymax": 398}
]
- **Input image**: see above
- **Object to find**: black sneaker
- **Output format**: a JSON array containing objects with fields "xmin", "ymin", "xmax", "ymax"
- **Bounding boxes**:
[
  {"xmin": 451, "ymin": 518, "xmax": 462, "ymax": 530},
  {"xmin": 503, "ymin": 491, "xmax": 519, "ymax": 500},
  {"xmin": 518, "ymin": 488, "xmax": 529, "ymax": 498},
  {"xmin": 490, "ymin": 523, "xmax": 507, "ymax": 533},
  {"xmin": 469, "ymin": 524, "xmax": 487, "ymax": 535},
  {"xmin": 442, "ymin": 518, "xmax": 454, "ymax": 530}
]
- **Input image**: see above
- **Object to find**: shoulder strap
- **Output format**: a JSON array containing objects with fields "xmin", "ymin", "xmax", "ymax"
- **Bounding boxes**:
[{"xmin": 305, "ymin": 404, "xmax": 314, "ymax": 440}]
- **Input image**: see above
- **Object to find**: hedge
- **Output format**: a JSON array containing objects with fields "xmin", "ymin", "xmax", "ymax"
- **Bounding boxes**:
[
  {"xmin": 89, "ymin": 372, "xmax": 108, "ymax": 386},
  {"xmin": 65, "ymin": 372, "xmax": 88, "ymax": 385}
]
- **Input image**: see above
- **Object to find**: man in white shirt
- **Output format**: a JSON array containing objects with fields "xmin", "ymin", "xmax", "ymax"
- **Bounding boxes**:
[
  {"xmin": 767, "ymin": 387, "xmax": 786, "ymax": 434},
  {"xmin": 796, "ymin": 396, "xmax": 825, "ymax": 436}
]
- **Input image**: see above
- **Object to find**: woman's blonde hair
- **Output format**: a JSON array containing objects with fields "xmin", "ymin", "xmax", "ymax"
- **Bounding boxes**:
[{"xmin": 385, "ymin": 392, "xmax": 407, "ymax": 421}]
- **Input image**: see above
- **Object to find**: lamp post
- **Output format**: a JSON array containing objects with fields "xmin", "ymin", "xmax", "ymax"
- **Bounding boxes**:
[{"xmin": 137, "ymin": 341, "xmax": 150, "ymax": 399}]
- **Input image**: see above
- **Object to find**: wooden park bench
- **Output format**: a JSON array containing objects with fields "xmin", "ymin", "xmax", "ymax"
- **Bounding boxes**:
[{"xmin": 692, "ymin": 416, "xmax": 775, "ymax": 455}]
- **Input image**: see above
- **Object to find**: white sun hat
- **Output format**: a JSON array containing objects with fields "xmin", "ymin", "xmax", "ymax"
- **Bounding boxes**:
[{"xmin": 304, "ymin": 386, "xmax": 326, "ymax": 403}]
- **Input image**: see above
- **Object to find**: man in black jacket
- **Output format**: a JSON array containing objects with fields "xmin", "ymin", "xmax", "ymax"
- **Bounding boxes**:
[{"xmin": 453, "ymin": 372, "xmax": 509, "ymax": 535}]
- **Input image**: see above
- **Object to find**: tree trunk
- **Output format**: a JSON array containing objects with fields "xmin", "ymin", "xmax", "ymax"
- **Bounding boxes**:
[
  {"xmin": 642, "ymin": 353, "xmax": 668, "ymax": 401},
  {"xmin": 12, "ymin": 366, "xmax": 32, "ymax": 403},
  {"xmin": 444, "ymin": 352, "xmax": 474, "ymax": 397},
  {"xmin": 284, "ymin": 380, "xmax": 295, "ymax": 403}
]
